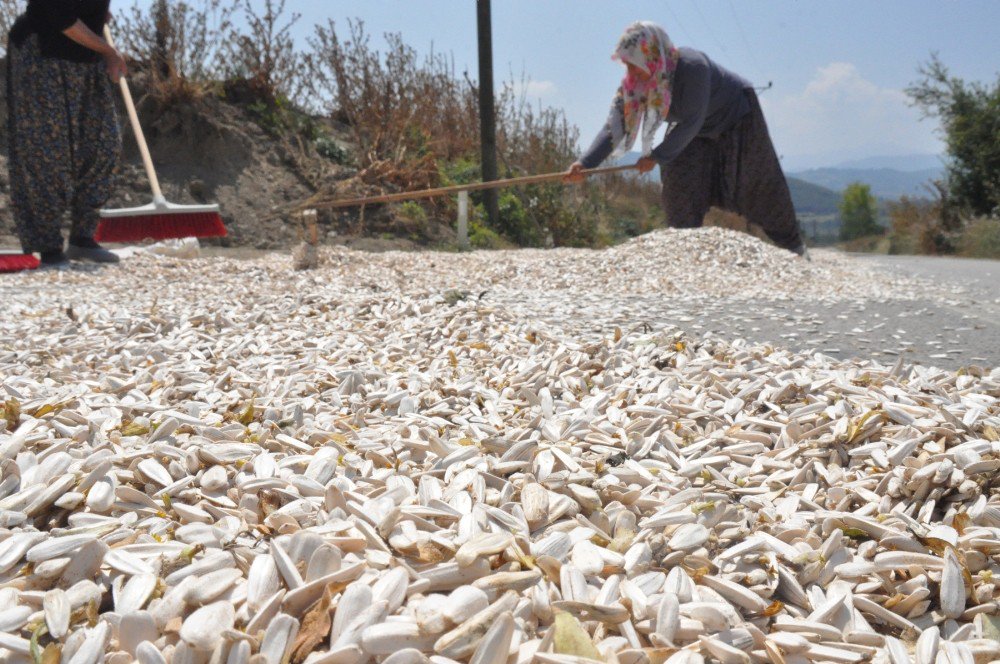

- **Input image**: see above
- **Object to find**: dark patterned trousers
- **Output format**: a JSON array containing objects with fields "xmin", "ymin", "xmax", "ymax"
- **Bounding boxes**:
[
  {"xmin": 660, "ymin": 90, "xmax": 803, "ymax": 251},
  {"xmin": 6, "ymin": 34, "xmax": 121, "ymax": 253}
]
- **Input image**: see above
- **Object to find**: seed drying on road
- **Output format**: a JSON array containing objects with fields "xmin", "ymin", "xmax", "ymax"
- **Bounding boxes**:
[{"xmin": 1, "ymin": 228, "xmax": 998, "ymax": 663}]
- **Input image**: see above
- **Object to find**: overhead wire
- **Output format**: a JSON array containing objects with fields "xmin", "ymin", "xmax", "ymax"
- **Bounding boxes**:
[
  {"xmin": 725, "ymin": 0, "xmax": 772, "ymax": 91},
  {"xmin": 685, "ymin": 0, "xmax": 733, "ymax": 60},
  {"xmin": 663, "ymin": 3, "xmax": 693, "ymax": 46}
]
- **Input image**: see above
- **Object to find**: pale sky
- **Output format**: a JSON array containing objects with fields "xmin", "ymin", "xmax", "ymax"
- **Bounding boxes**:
[
  {"xmin": 138, "ymin": 0, "xmax": 1000, "ymax": 169},
  {"xmin": 283, "ymin": 0, "xmax": 1000, "ymax": 169}
]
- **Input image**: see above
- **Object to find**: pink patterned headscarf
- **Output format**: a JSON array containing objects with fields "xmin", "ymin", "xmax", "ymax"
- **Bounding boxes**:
[{"xmin": 607, "ymin": 22, "xmax": 681, "ymax": 159}]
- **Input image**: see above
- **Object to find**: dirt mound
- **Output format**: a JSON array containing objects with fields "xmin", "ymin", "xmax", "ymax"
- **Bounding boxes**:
[{"xmin": 0, "ymin": 64, "xmax": 450, "ymax": 249}]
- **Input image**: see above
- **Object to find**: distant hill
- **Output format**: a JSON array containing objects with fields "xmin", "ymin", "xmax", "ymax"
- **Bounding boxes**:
[
  {"xmin": 787, "ymin": 177, "xmax": 840, "ymax": 215},
  {"xmin": 619, "ymin": 150, "xmax": 943, "ymax": 200},
  {"xmin": 780, "ymin": 152, "xmax": 943, "ymax": 172},
  {"xmin": 789, "ymin": 167, "xmax": 942, "ymax": 200},
  {"xmin": 833, "ymin": 154, "xmax": 944, "ymax": 171}
]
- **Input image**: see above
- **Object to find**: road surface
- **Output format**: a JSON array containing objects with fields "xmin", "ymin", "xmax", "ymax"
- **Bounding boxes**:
[{"xmin": 499, "ymin": 252, "xmax": 999, "ymax": 371}]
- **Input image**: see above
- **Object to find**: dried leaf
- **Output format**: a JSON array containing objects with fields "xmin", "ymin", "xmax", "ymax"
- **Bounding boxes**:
[
  {"xmin": 290, "ymin": 585, "xmax": 333, "ymax": 664},
  {"xmin": 952, "ymin": 513, "xmax": 970, "ymax": 536},
  {"xmin": 416, "ymin": 540, "xmax": 447, "ymax": 563},
  {"xmin": 510, "ymin": 542, "xmax": 536, "ymax": 570},
  {"xmin": 238, "ymin": 402, "xmax": 255, "ymax": 425},
  {"xmin": 120, "ymin": 421, "xmax": 150, "ymax": 436},
  {"xmin": 845, "ymin": 407, "xmax": 883, "ymax": 443},
  {"xmin": 552, "ymin": 610, "xmax": 602, "ymax": 660},
  {"xmin": 30, "ymin": 622, "xmax": 46, "ymax": 664},
  {"xmin": 3, "ymin": 398, "xmax": 20, "ymax": 428},
  {"xmin": 180, "ymin": 545, "xmax": 202, "ymax": 563},
  {"xmin": 31, "ymin": 403, "xmax": 56, "ymax": 418},
  {"xmin": 884, "ymin": 593, "xmax": 906, "ymax": 609},
  {"xmin": 763, "ymin": 600, "xmax": 784, "ymax": 617},
  {"xmin": 841, "ymin": 527, "xmax": 872, "ymax": 541},
  {"xmin": 608, "ymin": 531, "xmax": 635, "ymax": 554},
  {"xmin": 85, "ymin": 600, "xmax": 99, "ymax": 627},
  {"xmin": 981, "ymin": 615, "xmax": 1000, "ymax": 641},
  {"xmin": 691, "ymin": 501, "xmax": 716, "ymax": 515},
  {"xmin": 683, "ymin": 564, "xmax": 710, "ymax": 583},
  {"xmin": 260, "ymin": 491, "xmax": 281, "ymax": 517},
  {"xmin": 646, "ymin": 649, "xmax": 679, "ymax": 664},
  {"xmin": 40, "ymin": 644, "xmax": 61, "ymax": 664},
  {"xmin": 921, "ymin": 538, "xmax": 975, "ymax": 596}
]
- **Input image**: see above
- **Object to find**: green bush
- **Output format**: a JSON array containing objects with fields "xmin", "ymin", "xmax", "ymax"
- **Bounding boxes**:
[
  {"xmin": 839, "ymin": 182, "xmax": 881, "ymax": 241},
  {"xmin": 496, "ymin": 190, "xmax": 542, "ymax": 247},
  {"xmin": 958, "ymin": 217, "xmax": 1000, "ymax": 258},
  {"xmin": 908, "ymin": 55, "xmax": 1000, "ymax": 219},
  {"xmin": 396, "ymin": 200, "xmax": 427, "ymax": 223},
  {"xmin": 315, "ymin": 135, "xmax": 351, "ymax": 164},
  {"xmin": 438, "ymin": 158, "xmax": 481, "ymax": 186},
  {"xmin": 888, "ymin": 229, "xmax": 920, "ymax": 255},
  {"xmin": 468, "ymin": 220, "xmax": 507, "ymax": 249}
]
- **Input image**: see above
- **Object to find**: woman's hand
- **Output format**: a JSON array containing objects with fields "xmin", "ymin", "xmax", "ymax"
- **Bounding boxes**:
[
  {"xmin": 62, "ymin": 19, "xmax": 128, "ymax": 81},
  {"xmin": 563, "ymin": 161, "xmax": 586, "ymax": 184},
  {"xmin": 637, "ymin": 156, "xmax": 657, "ymax": 173},
  {"xmin": 104, "ymin": 49, "xmax": 127, "ymax": 82}
]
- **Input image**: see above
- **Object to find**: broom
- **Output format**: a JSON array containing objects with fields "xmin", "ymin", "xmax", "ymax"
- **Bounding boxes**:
[
  {"xmin": 0, "ymin": 252, "xmax": 40, "ymax": 273},
  {"xmin": 95, "ymin": 26, "xmax": 226, "ymax": 243}
]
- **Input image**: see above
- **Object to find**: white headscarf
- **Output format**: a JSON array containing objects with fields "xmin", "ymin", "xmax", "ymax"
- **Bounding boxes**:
[{"xmin": 607, "ymin": 21, "xmax": 681, "ymax": 159}]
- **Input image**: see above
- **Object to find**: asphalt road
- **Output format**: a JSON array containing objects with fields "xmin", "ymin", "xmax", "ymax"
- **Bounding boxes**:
[
  {"xmin": 497, "ymin": 253, "xmax": 999, "ymax": 371},
  {"xmin": 840, "ymin": 253, "xmax": 1000, "ymax": 369}
]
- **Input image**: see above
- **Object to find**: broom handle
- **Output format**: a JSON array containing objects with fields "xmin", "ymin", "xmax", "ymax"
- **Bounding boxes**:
[
  {"xmin": 103, "ymin": 26, "xmax": 164, "ymax": 202},
  {"xmin": 310, "ymin": 163, "xmax": 641, "ymax": 209}
]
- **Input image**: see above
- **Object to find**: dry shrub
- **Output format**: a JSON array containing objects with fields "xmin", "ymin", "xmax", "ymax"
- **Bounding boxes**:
[
  {"xmin": 889, "ymin": 185, "xmax": 999, "ymax": 257},
  {"xmin": 115, "ymin": 0, "xmax": 305, "ymax": 108},
  {"xmin": 115, "ymin": 0, "xmax": 238, "ymax": 102},
  {"xmin": 357, "ymin": 154, "xmax": 440, "ymax": 193},
  {"xmin": 957, "ymin": 216, "xmax": 1000, "ymax": 258},
  {"xmin": 887, "ymin": 182, "xmax": 961, "ymax": 255},
  {"xmin": 888, "ymin": 196, "xmax": 940, "ymax": 254},
  {"xmin": 223, "ymin": 0, "xmax": 307, "ymax": 106},
  {"xmin": 495, "ymin": 73, "xmax": 579, "ymax": 176},
  {"xmin": 308, "ymin": 20, "xmax": 598, "ymax": 246},
  {"xmin": 560, "ymin": 173, "xmax": 662, "ymax": 247},
  {"xmin": 309, "ymin": 19, "xmax": 477, "ymax": 171}
]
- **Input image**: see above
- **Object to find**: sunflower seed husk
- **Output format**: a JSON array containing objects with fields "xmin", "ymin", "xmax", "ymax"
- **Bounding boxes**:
[{"xmin": 180, "ymin": 602, "xmax": 235, "ymax": 651}]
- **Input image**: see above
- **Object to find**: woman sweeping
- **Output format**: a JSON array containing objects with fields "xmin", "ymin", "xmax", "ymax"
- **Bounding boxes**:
[
  {"xmin": 565, "ymin": 21, "xmax": 808, "ymax": 258},
  {"xmin": 7, "ymin": 0, "xmax": 125, "ymax": 266}
]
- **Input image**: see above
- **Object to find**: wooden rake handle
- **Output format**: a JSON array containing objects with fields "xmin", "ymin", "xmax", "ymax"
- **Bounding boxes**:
[
  {"xmin": 103, "ymin": 25, "xmax": 165, "ymax": 202},
  {"xmin": 304, "ymin": 163, "xmax": 641, "ymax": 210}
]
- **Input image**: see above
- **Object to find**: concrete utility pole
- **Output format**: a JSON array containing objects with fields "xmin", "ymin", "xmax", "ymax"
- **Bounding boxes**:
[{"xmin": 476, "ymin": 0, "xmax": 499, "ymax": 230}]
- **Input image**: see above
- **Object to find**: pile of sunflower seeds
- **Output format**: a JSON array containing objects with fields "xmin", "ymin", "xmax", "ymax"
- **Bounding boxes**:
[
  {"xmin": 1, "ymin": 229, "xmax": 998, "ymax": 664},
  {"xmin": 313, "ymin": 227, "xmax": 950, "ymax": 303}
]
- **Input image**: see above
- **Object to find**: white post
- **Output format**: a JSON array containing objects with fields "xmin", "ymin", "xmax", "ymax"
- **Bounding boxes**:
[{"xmin": 457, "ymin": 190, "xmax": 470, "ymax": 250}]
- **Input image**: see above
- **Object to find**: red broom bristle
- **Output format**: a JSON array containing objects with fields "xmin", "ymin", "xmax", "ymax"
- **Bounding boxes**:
[
  {"xmin": 0, "ymin": 253, "xmax": 40, "ymax": 272},
  {"xmin": 95, "ymin": 212, "xmax": 227, "ymax": 243}
]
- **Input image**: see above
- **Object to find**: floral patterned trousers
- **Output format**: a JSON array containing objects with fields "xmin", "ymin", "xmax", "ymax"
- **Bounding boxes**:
[
  {"xmin": 660, "ymin": 90, "xmax": 803, "ymax": 252},
  {"xmin": 6, "ymin": 34, "xmax": 120, "ymax": 253}
]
